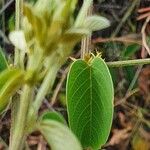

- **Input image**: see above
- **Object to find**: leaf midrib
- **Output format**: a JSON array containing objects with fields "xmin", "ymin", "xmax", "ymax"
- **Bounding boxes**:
[{"xmin": 89, "ymin": 66, "xmax": 92, "ymax": 144}]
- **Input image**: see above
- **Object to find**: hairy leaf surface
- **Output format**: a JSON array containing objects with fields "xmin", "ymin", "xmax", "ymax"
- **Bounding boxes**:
[
  {"xmin": 84, "ymin": 15, "xmax": 110, "ymax": 31},
  {"xmin": 39, "ymin": 111, "xmax": 66, "ymax": 124},
  {"xmin": 66, "ymin": 57, "xmax": 114, "ymax": 149},
  {"xmin": 38, "ymin": 120, "xmax": 82, "ymax": 150},
  {"xmin": 0, "ymin": 69, "xmax": 25, "ymax": 114}
]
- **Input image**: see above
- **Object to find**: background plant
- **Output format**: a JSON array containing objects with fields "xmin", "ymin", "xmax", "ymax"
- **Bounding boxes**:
[
  {"xmin": 0, "ymin": 0, "xmax": 114, "ymax": 150},
  {"xmin": 0, "ymin": 0, "xmax": 150, "ymax": 150}
]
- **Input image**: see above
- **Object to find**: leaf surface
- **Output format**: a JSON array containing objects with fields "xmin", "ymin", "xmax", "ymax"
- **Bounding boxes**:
[
  {"xmin": 66, "ymin": 57, "xmax": 114, "ymax": 149},
  {"xmin": 61, "ymin": 28, "xmax": 90, "ymax": 44},
  {"xmin": 0, "ymin": 48, "xmax": 8, "ymax": 72},
  {"xmin": 0, "ymin": 69, "xmax": 25, "ymax": 114},
  {"xmin": 39, "ymin": 111, "xmax": 66, "ymax": 124},
  {"xmin": 74, "ymin": 0, "xmax": 92, "ymax": 27},
  {"xmin": 38, "ymin": 120, "xmax": 82, "ymax": 150},
  {"xmin": 83, "ymin": 15, "xmax": 110, "ymax": 31}
]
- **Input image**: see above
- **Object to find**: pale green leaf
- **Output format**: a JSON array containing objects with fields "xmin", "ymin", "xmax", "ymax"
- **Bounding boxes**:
[
  {"xmin": 23, "ymin": 4, "xmax": 46, "ymax": 43},
  {"xmin": 83, "ymin": 15, "xmax": 110, "ymax": 31},
  {"xmin": 34, "ymin": 0, "xmax": 60, "ymax": 25},
  {"xmin": 69, "ymin": 0, "xmax": 78, "ymax": 13},
  {"xmin": 0, "ymin": 69, "xmax": 25, "ymax": 114},
  {"xmin": 74, "ymin": 0, "xmax": 92, "ymax": 28},
  {"xmin": 0, "ymin": 48, "xmax": 8, "ymax": 72},
  {"xmin": 34, "ymin": 0, "xmax": 59, "ymax": 13},
  {"xmin": 38, "ymin": 120, "xmax": 82, "ymax": 150},
  {"xmin": 61, "ymin": 28, "xmax": 90, "ymax": 44},
  {"xmin": 66, "ymin": 57, "xmax": 114, "ymax": 149},
  {"xmin": 39, "ymin": 111, "xmax": 66, "ymax": 124}
]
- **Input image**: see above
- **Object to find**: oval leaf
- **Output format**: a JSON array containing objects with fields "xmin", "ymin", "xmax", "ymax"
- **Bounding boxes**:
[
  {"xmin": 0, "ymin": 69, "xmax": 25, "ymax": 114},
  {"xmin": 83, "ymin": 15, "xmax": 110, "ymax": 31},
  {"xmin": 38, "ymin": 120, "xmax": 82, "ymax": 150},
  {"xmin": 0, "ymin": 48, "xmax": 8, "ymax": 72},
  {"xmin": 61, "ymin": 28, "xmax": 90, "ymax": 44},
  {"xmin": 66, "ymin": 57, "xmax": 114, "ymax": 149}
]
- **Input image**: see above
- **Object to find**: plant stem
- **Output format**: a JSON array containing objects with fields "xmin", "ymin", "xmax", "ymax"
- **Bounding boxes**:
[
  {"xmin": 9, "ymin": 85, "xmax": 33, "ymax": 150},
  {"xmin": 10, "ymin": 0, "xmax": 24, "ymax": 148},
  {"xmin": 32, "ymin": 63, "xmax": 61, "ymax": 115},
  {"xmin": 50, "ymin": 66, "xmax": 69, "ymax": 106},
  {"xmin": 92, "ymin": 35, "xmax": 142, "ymax": 45},
  {"xmin": 14, "ymin": 0, "xmax": 23, "ymax": 66},
  {"xmin": 81, "ymin": 1, "xmax": 93, "ymax": 58},
  {"xmin": 2, "ymin": 0, "xmax": 5, "ymax": 49},
  {"xmin": 107, "ymin": 58, "xmax": 150, "ymax": 67}
]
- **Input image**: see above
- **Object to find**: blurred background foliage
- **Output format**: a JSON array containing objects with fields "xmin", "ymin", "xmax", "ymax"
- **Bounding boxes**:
[{"xmin": 0, "ymin": 0, "xmax": 150, "ymax": 150}]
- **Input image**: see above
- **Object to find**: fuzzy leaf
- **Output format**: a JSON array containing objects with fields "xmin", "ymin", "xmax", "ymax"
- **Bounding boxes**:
[
  {"xmin": 61, "ymin": 28, "xmax": 90, "ymax": 44},
  {"xmin": 39, "ymin": 111, "xmax": 66, "ymax": 124},
  {"xmin": 34, "ymin": 0, "xmax": 59, "ymax": 28},
  {"xmin": 74, "ymin": 0, "xmax": 92, "ymax": 28},
  {"xmin": 66, "ymin": 57, "xmax": 114, "ymax": 149},
  {"xmin": 9, "ymin": 31, "xmax": 27, "ymax": 51},
  {"xmin": 84, "ymin": 15, "xmax": 110, "ymax": 31},
  {"xmin": 0, "ymin": 48, "xmax": 8, "ymax": 72},
  {"xmin": 23, "ymin": 4, "xmax": 46, "ymax": 43},
  {"xmin": 0, "ymin": 69, "xmax": 25, "ymax": 114},
  {"xmin": 69, "ymin": 0, "xmax": 78, "ymax": 13},
  {"xmin": 38, "ymin": 120, "xmax": 82, "ymax": 150},
  {"xmin": 34, "ymin": 0, "xmax": 59, "ymax": 14}
]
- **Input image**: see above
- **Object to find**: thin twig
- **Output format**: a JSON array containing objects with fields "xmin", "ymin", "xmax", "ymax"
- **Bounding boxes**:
[
  {"xmin": 2, "ymin": 0, "xmax": 5, "ymax": 49},
  {"xmin": 137, "ymin": 12, "xmax": 150, "ymax": 20},
  {"xmin": 50, "ymin": 67, "xmax": 69, "ymax": 106},
  {"xmin": 138, "ymin": 7, "xmax": 150, "ymax": 13},
  {"xmin": 107, "ymin": 58, "xmax": 150, "ymax": 67},
  {"xmin": 141, "ymin": 16, "xmax": 150, "ymax": 56},
  {"xmin": 0, "ymin": 0, "xmax": 14, "ymax": 15},
  {"xmin": 93, "ymin": 34, "xmax": 142, "ymax": 45},
  {"xmin": 126, "ymin": 65, "xmax": 143, "ymax": 93},
  {"xmin": 0, "ymin": 137, "xmax": 8, "ymax": 149},
  {"xmin": 0, "ymin": 30, "xmax": 10, "ymax": 44},
  {"xmin": 112, "ymin": 0, "xmax": 139, "ymax": 37},
  {"xmin": 115, "ymin": 88, "xmax": 139, "ymax": 106},
  {"xmin": 115, "ymin": 66, "xmax": 142, "ymax": 106}
]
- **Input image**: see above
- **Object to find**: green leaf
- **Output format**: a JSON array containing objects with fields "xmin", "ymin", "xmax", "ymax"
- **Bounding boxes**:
[
  {"xmin": 122, "ymin": 44, "xmax": 140, "ymax": 59},
  {"xmin": 8, "ymin": 14, "xmax": 15, "ymax": 31},
  {"xmin": 38, "ymin": 120, "xmax": 82, "ymax": 150},
  {"xmin": 39, "ymin": 111, "xmax": 66, "ymax": 124},
  {"xmin": 0, "ymin": 69, "xmax": 25, "ymax": 114},
  {"xmin": 0, "ymin": 48, "xmax": 8, "ymax": 72},
  {"xmin": 66, "ymin": 57, "xmax": 114, "ymax": 149},
  {"xmin": 68, "ymin": 0, "xmax": 78, "ymax": 13},
  {"xmin": 74, "ymin": 0, "xmax": 92, "ymax": 28},
  {"xmin": 83, "ymin": 15, "xmax": 110, "ymax": 31},
  {"xmin": 61, "ymin": 28, "xmax": 90, "ymax": 44},
  {"xmin": 34, "ymin": 0, "xmax": 59, "ymax": 13},
  {"xmin": 34, "ymin": 0, "xmax": 60, "ymax": 25},
  {"xmin": 23, "ymin": 4, "xmax": 46, "ymax": 44}
]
